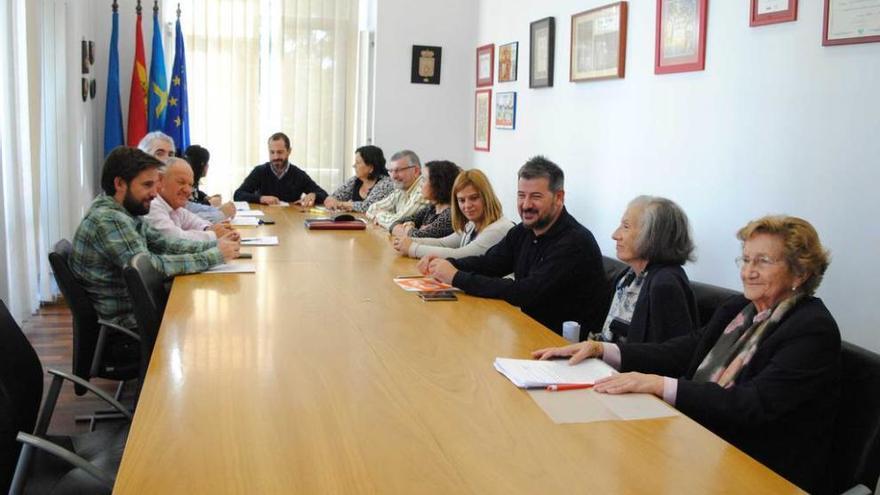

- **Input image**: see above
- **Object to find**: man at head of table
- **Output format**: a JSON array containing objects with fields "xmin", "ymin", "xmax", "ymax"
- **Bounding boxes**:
[{"xmin": 233, "ymin": 132, "xmax": 328, "ymax": 207}]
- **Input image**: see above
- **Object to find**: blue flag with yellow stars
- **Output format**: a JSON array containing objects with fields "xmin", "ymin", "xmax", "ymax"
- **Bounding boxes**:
[
  {"xmin": 147, "ymin": 4, "xmax": 168, "ymax": 131},
  {"xmin": 163, "ymin": 15, "xmax": 190, "ymax": 151}
]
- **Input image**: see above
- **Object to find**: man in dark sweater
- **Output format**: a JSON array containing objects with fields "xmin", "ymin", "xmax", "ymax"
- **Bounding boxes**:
[
  {"xmin": 425, "ymin": 156, "xmax": 608, "ymax": 335},
  {"xmin": 233, "ymin": 132, "xmax": 328, "ymax": 206}
]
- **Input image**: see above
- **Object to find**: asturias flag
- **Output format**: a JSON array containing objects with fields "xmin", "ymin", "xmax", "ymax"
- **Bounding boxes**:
[
  {"xmin": 103, "ymin": 5, "xmax": 124, "ymax": 157},
  {"xmin": 163, "ymin": 16, "xmax": 190, "ymax": 151},
  {"xmin": 126, "ymin": 8, "xmax": 148, "ymax": 146},
  {"xmin": 147, "ymin": 5, "xmax": 168, "ymax": 131}
]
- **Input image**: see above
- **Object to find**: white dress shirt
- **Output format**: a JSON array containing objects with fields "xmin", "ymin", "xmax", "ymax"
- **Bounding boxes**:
[{"xmin": 144, "ymin": 195, "xmax": 217, "ymax": 241}]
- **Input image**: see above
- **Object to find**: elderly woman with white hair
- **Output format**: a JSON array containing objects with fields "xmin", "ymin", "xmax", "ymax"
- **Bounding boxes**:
[{"xmin": 593, "ymin": 195, "xmax": 698, "ymax": 344}]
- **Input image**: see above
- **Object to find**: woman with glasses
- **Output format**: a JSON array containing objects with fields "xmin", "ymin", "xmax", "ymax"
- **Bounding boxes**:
[
  {"xmin": 533, "ymin": 215, "xmax": 839, "ymax": 494},
  {"xmin": 324, "ymin": 145, "xmax": 394, "ymax": 212},
  {"xmin": 590, "ymin": 195, "xmax": 698, "ymax": 344}
]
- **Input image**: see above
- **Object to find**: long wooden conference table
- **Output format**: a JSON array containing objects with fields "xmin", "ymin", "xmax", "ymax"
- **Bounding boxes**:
[{"xmin": 114, "ymin": 207, "xmax": 802, "ymax": 494}]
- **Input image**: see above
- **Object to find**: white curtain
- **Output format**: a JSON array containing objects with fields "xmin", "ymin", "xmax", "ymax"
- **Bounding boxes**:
[
  {"xmin": 174, "ymin": 0, "xmax": 358, "ymax": 199},
  {"xmin": 0, "ymin": 0, "xmax": 40, "ymax": 321}
]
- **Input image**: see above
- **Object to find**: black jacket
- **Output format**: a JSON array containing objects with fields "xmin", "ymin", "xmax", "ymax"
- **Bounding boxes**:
[
  {"xmin": 619, "ymin": 295, "xmax": 840, "ymax": 494},
  {"xmin": 233, "ymin": 162, "xmax": 328, "ymax": 204},
  {"xmin": 450, "ymin": 208, "xmax": 607, "ymax": 334},
  {"xmin": 607, "ymin": 263, "xmax": 698, "ymax": 343}
]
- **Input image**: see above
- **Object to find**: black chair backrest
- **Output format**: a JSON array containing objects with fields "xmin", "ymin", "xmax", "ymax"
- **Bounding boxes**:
[
  {"xmin": 48, "ymin": 239, "xmax": 99, "ymax": 395},
  {"xmin": 123, "ymin": 253, "xmax": 169, "ymax": 387},
  {"xmin": 832, "ymin": 341, "xmax": 880, "ymax": 493},
  {"xmin": 0, "ymin": 299, "xmax": 43, "ymax": 493},
  {"xmin": 689, "ymin": 281, "xmax": 742, "ymax": 327}
]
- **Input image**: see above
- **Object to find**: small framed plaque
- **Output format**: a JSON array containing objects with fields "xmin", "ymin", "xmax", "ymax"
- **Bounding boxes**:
[
  {"xmin": 411, "ymin": 45, "xmax": 442, "ymax": 84},
  {"xmin": 474, "ymin": 89, "xmax": 492, "ymax": 151},
  {"xmin": 750, "ymin": 0, "xmax": 798, "ymax": 27},
  {"xmin": 476, "ymin": 44, "xmax": 495, "ymax": 87}
]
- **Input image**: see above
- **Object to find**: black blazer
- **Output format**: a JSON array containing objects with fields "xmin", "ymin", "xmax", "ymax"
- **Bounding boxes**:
[
  {"xmin": 609, "ymin": 264, "xmax": 698, "ymax": 343},
  {"xmin": 619, "ymin": 295, "xmax": 840, "ymax": 494}
]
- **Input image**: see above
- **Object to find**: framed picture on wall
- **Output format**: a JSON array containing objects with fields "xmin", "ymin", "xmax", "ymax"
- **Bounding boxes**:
[
  {"xmin": 495, "ymin": 92, "xmax": 516, "ymax": 130},
  {"xmin": 570, "ymin": 2, "xmax": 628, "ymax": 82},
  {"xmin": 474, "ymin": 89, "xmax": 492, "ymax": 151},
  {"xmin": 476, "ymin": 44, "xmax": 495, "ymax": 87},
  {"xmin": 411, "ymin": 45, "xmax": 442, "ymax": 84},
  {"xmin": 530, "ymin": 17, "xmax": 555, "ymax": 88},
  {"xmin": 823, "ymin": 0, "xmax": 880, "ymax": 46},
  {"xmin": 654, "ymin": 0, "xmax": 708, "ymax": 75},
  {"xmin": 498, "ymin": 42, "xmax": 518, "ymax": 82},
  {"xmin": 750, "ymin": 0, "xmax": 797, "ymax": 27}
]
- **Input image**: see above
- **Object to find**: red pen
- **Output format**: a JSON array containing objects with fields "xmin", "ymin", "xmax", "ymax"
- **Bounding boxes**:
[{"xmin": 546, "ymin": 383, "xmax": 593, "ymax": 391}]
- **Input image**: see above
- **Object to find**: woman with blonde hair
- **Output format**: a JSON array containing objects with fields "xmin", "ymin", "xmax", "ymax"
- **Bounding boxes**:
[{"xmin": 393, "ymin": 169, "xmax": 512, "ymax": 264}]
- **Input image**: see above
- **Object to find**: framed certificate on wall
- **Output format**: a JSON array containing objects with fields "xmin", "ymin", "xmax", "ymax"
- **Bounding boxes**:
[
  {"xmin": 570, "ymin": 2, "xmax": 628, "ymax": 81},
  {"xmin": 750, "ymin": 0, "xmax": 797, "ymax": 27},
  {"xmin": 654, "ymin": 0, "xmax": 708, "ymax": 75},
  {"xmin": 530, "ymin": 17, "xmax": 556, "ymax": 88},
  {"xmin": 823, "ymin": 0, "xmax": 880, "ymax": 46},
  {"xmin": 476, "ymin": 44, "xmax": 495, "ymax": 87},
  {"xmin": 474, "ymin": 89, "xmax": 492, "ymax": 151}
]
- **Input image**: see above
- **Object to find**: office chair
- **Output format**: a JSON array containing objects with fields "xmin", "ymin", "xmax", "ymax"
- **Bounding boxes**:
[
  {"xmin": 0, "ymin": 299, "xmax": 131, "ymax": 495},
  {"xmin": 48, "ymin": 240, "xmax": 140, "ymax": 427},
  {"xmin": 833, "ymin": 341, "xmax": 880, "ymax": 495},
  {"xmin": 122, "ymin": 252, "xmax": 170, "ymax": 397}
]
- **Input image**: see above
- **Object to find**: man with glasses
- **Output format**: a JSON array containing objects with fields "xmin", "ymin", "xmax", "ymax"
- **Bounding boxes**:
[{"xmin": 366, "ymin": 150, "xmax": 428, "ymax": 229}]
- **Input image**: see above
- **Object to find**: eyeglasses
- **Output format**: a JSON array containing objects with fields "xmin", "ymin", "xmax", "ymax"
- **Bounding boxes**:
[
  {"xmin": 387, "ymin": 165, "xmax": 416, "ymax": 174},
  {"xmin": 735, "ymin": 255, "xmax": 782, "ymax": 269}
]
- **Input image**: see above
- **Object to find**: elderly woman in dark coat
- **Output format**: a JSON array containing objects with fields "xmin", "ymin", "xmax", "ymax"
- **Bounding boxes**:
[
  {"xmin": 534, "ymin": 215, "xmax": 839, "ymax": 494},
  {"xmin": 593, "ymin": 195, "xmax": 699, "ymax": 344}
]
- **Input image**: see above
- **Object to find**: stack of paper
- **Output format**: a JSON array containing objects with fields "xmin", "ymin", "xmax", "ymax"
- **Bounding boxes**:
[
  {"xmin": 236, "ymin": 210, "xmax": 265, "ymax": 217},
  {"xmin": 230, "ymin": 217, "xmax": 259, "ymax": 227},
  {"xmin": 494, "ymin": 357, "xmax": 614, "ymax": 388},
  {"xmin": 233, "ymin": 201, "xmax": 250, "ymax": 211},
  {"xmin": 241, "ymin": 236, "xmax": 279, "ymax": 246},
  {"xmin": 204, "ymin": 263, "xmax": 256, "ymax": 274},
  {"xmin": 269, "ymin": 201, "xmax": 290, "ymax": 207}
]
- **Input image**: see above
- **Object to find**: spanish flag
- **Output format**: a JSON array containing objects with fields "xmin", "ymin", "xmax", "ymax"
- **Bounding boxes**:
[{"xmin": 126, "ymin": 4, "xmax": 148, "ymax": 146}]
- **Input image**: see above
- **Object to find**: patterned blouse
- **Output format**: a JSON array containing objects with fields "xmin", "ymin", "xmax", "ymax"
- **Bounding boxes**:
[
  {"xmin": 393, "ymin": 204, "xmax": 453, "ymax": 238},
  {"xmin": 597, "ymin": 268, "xmax": 647, "ymax": 343},
  {"xmin": 329, "ymin": 175, "xmax": 395, "ymax": 213}
]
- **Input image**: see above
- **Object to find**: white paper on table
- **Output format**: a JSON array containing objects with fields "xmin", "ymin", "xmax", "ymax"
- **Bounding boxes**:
[
  {"xmin": 493, "ymin": 357, "xmax": 615, "ymax": 388},
  {"xmin": 204, "ymin": 263, "xmax": 256, "ymax": 274},
  {"xmin": 268, "ymin": 201, "xmax": 290, "ymax": 207},
  {"xmin": 230, "ymin": 217, "xmax": 259, "ymax": 226},
  {"xmin": 236, "ymin": 210, "xmax": 265, "ymax": 217},
  {"xmin": 233, "ymin": 201, "xmax": 250, "ymax": 211},
  {"xmin": 240, "ymin": 236, "xmax": 279, "ymax": 246},
  {"xmin": 527, "ymin": 388, "xmax": 680, "ymax": 424}
]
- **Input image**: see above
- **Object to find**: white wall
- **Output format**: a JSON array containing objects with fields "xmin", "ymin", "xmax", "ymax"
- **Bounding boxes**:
[
  {"xmin": 372, "ymin": 0, "xmax": 477, "ymax": 167},
  {"xmin": 466, "ymin": 0, "xmax": 880, "ymax": 351}
]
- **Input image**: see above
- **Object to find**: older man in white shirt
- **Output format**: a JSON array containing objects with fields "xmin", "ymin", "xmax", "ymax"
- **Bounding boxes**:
[{"xmin": 144, "ymin": 158, "xmax": 238, "ymax": 241}]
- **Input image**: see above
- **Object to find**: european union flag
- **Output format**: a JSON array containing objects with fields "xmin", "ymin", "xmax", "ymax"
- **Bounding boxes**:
[
  {"xmin": 147, "ymin": 5, "xmax": 167, "ymax": 131},
  {"xmin": 163, "ymin": 16, "xmax": 190, "ymax": 151},
  {"xmin": 103, "ymin": 5, "xmax": 124, "ymax": 157}
]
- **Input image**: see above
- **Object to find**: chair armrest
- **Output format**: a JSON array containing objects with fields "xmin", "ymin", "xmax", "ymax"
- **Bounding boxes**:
[
  {"xmin": 841, "ymin": 486, "xmax": 872, "ymax": 495},
  {"xmin": 47, "ymin": 369, "xmax": 132, "ymax": 420},
  {"xmin": 12, "ymin": 433, "xmax": 114, "ymax": 488},
  {"xmin": 97, "ymin": 319, "xmax": 141, "ymax": 341}
]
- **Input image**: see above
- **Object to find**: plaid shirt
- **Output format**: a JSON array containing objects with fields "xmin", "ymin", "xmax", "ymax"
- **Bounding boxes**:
[{"xmin": 70, "ymin": 194, "xmax": 224, "ymax": 328}]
